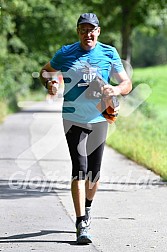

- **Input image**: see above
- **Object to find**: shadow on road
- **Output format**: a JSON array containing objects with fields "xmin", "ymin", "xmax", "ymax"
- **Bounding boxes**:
[
  {"xmin": 1, "ymin": 178, "xmax": 166, "ymax": 200},
  {"xmin": 0, "ymin": 179, "xmax": 69, "ymax": 200},
  {"xmin": 0, "ymin": 229, "xmax": 78, "ymax": 246}
]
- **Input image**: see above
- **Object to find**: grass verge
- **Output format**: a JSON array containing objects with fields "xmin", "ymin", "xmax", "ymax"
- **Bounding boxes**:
[
  {"xmin": 106, "ymin": 112, "xmax": 167, "ymax": 179},
  {"xmin": 107, "ymin": 64, "xmax": 167, "ymax": 180}
]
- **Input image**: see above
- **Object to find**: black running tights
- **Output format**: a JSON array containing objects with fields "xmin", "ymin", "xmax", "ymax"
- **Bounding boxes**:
[{"xmin": 63, "ymin": 119, "xmax": 108, "ymax": 182}]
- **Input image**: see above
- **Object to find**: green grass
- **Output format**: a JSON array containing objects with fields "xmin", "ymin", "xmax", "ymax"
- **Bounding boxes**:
[
  {"xmin": 133, "ymin": 65, "xmax": 167, "ymax": 106},
  {"xmin": 107, "ymin": 64, "xmax": 167, "ymax": 180}
]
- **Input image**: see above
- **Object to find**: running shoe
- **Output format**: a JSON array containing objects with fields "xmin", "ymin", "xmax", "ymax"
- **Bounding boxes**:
[{"xmin": 76, "ymin": 220, "xmax": 92, "ymax": 244}]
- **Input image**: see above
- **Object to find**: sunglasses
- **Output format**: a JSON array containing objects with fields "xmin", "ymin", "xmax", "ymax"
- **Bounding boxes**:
[{"xmin": 78, "ymin": 27, "xmax": 98, "ymax": 35}]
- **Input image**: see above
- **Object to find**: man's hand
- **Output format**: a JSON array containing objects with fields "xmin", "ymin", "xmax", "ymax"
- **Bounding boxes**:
[
  {"xmin": 47, "ymin": 80, "xmax": 59, "ymax": 95},
  {"xmin": 102, "ymin": 84, "xmax": 121, "ymax": 97}
]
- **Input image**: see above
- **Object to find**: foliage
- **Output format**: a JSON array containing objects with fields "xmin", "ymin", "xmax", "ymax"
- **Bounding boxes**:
[
  {"xmin": 132, "ymin": 16, "xmax": 167, "ymax": 67},
  {"xmin": 0, "ymin": 0, "xmax": 166, "ymax": 118},
  {"xmin": 77, "ymin": 0, "xmax": 167, "ymax": 61},
  {"xmin": 0, "ymin": 0, "xmax": 87, "ymax": 113}
]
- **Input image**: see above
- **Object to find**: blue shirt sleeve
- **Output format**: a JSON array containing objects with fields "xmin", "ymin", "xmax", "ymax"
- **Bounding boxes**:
[
  {"xmin": 111, "ymin": 47, "xmax": 124, "ymax": 73},
  {"xmin": 50, "ymin": 48, "xmax": 63, "ymax": 70}
]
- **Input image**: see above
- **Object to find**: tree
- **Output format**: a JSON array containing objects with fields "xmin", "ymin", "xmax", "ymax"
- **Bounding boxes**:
[
  {"xmin": 118, "ymin": 0, "xmax": 166, "ymax": 63},
  {"xmin": 78, "ymin": 0, "xmax": 167, "ymax": 63},
  {"xmin": 0, "ymin": 0, "xmax": 166, "ymax": 112},
  {"xmin": 0, "ymin": 0, "xmax": 87, "ymax": 108},
  {"xmin": 132, "ymin": 7, "xmax": 167, "ymax": 66}
]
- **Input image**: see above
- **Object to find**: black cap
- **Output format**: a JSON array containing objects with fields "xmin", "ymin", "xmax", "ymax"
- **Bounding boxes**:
[{"xmin": 77, "ymin": 13, "xmax": 99, "ymax": 27}]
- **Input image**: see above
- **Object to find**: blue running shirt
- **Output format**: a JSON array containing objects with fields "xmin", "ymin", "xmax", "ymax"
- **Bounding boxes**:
[{"xmin": 50, "ymin": 41, "xmax": 124, "ymax": 123}]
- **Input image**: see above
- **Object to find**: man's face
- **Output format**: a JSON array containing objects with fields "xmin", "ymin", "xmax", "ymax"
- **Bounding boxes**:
[{"xmin": 77, "ymin": 23, "xmax": 100, "ymax": 50}]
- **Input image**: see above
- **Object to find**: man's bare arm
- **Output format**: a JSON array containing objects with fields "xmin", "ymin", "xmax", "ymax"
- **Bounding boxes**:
[
  {"xmin": 40, "ymin": 62, "xmax": 57, "ymax": 87},
  {"xmin": 40, "ymin": 62, "xmax": 59, "ymax": 95},
  {"xmin": 103, "ymin": 70, "xmax": 132, "ymax": 97}
]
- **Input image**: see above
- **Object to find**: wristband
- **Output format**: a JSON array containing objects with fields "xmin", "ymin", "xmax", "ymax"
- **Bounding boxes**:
[{"xmin": 44, "ymin": 80, "xmax": 51, "ymax": 89}]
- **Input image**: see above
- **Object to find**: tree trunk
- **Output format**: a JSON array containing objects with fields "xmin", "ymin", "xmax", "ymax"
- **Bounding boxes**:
[
  {"xmin": 121, "ymin": 24, "xmax": 132, "ymax": 64},
  {"xmin": 121, "ymin": 5, "xmax": 132, "ymax": 64}
]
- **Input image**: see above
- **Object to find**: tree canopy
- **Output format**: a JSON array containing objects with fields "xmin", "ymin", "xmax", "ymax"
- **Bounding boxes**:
[{"xmin": 0, "ymin": 0, "xmax": 166, "ymax": 110}]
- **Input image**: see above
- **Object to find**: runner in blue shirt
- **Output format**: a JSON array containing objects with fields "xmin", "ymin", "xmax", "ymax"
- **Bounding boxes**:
[{"xmin": 40, "ymin": 13, "xmax": 132, "ymax": 245}]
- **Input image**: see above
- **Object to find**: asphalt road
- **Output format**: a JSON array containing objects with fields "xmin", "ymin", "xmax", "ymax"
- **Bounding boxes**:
[{"xmin": 0, "ymin": 97, "xmax": 167, "ymax": 252}]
